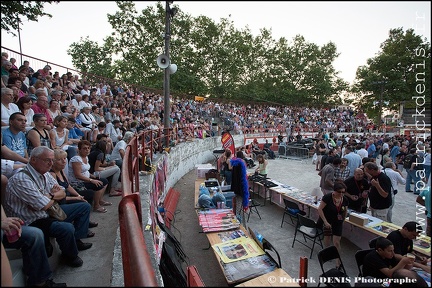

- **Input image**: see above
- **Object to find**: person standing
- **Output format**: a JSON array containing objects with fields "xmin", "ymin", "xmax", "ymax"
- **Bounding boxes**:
[
  {"xmin": 363, "ymin": 162, "xmax": 392, "ymax": 221},
  {"xmin": 416, "ymin": 179, "xmax": 431, "ymax": 237},
  {"xmin": 315, "ymin": 139, "xmax": 327, "ymax": 171},
  {"xmin": 382, "ymin": 162, "xmax": 406, "ymax": 223},
  {"xmin": 317, "ymin": 181, "xmax": 349, "ymax": 268},
  {"xmin": 319, "ymin": 157, "xmax": 341, "ymax": 195},
  {"xmin": 404, "ymin": 148, "xmax": 422, "ymax": 195},
  {"xmin": 255, "ymin": 154, "xmax": 268, "ymax": 178},
  {"xmin": 343, "ymin": 145, "xmax": 362, "ymax": 177},
  {"xmin": 334, "ymin": 158, "xmax": 351, "ymax": 182},
  {"xmin": 343, "ymin": 168, "xmax": 370, "ymax": 213},
  {"xmin": 230, "ymin": 157, "xmax": 249, "ymax": 226},
  {"xmin": 218, "ymin": 148, "xmax": 233, "ymax": 185}
]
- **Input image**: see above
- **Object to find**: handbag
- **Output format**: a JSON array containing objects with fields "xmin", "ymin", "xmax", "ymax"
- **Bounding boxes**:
[{"xmin": 47, "ymin": 201, "xmax": 67, "ymax": 221}]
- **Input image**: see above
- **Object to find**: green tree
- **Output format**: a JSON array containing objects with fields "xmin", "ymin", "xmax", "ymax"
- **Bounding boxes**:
[
  {"xmin": 67, "ymin": 1, "xmax": 348, "ymax": 107},
  {"xmin": 67, "ymin": 36, "xmax": 116, "ymax": 84},
  {"xmin": 1, "ymin": 1, "xmax": 59, "ymax": 37},
  {"xmin": 353, "ymin": 28, "xmax": 431, "ymax": 123}
]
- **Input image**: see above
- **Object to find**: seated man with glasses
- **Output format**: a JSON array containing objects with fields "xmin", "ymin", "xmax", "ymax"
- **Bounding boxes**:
[{"xmin": 3, "ymin": 146, "xmax": 93, "ymax": 268}]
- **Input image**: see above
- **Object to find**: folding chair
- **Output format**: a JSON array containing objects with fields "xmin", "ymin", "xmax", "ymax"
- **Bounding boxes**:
[
  {"xmin": 246, "ymin": 198, "xmax": 261, "ymax": 222},
  {"xmin": 281, "ymin": 198, "xmax": 306, "ymax": 227},
  {"xmin": 291, "ymin": 214, "xmax": 323, "ymax": 259},
  {"xmin": 354, "ymin": 248, "xmax": 374, "ymax": 277},
  {"xmin": 262, "ymin": 238, "xmax": 281, "ymax": 268},
  {"xmin": 317, "ymin": 246, "xmax": 351, "ymax": 287}
]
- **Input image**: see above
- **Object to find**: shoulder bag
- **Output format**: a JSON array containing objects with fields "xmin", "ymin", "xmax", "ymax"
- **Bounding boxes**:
[{"xmin": 20, "ymin": 168, "xmax": 67, "ymax": 221}]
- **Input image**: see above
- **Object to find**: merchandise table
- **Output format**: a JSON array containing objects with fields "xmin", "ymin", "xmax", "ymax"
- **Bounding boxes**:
[
  {"xmin": 248, "ymin": 176, "xmax": 431, "ymax": 257},
  {"xmin": 195, "ymin": 177, "xmax": 299, "ymax": 286}
]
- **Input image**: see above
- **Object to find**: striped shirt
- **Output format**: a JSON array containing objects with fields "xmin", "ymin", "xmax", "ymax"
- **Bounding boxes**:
[{"xmin": 4, "ymin": 164, "xmax": 57, "ymax": 225}]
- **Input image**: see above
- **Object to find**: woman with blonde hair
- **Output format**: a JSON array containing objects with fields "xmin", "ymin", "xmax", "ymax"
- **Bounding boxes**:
[{"xmin": 50, "ymin": 148, "xmax": 98, "ymax": 234}]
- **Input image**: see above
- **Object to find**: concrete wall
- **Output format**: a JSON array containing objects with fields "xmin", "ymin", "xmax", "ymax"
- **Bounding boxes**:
[
  {"xmin": 115, "ymin": 134, "xmax": 245, "ymax": 286},
  {"xmin": 164, "ymin": 134, "xmax": 244, "ymax": 192}
]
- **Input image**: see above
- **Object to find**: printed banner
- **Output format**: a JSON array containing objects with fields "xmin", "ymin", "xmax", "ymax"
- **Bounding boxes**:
[
  {"xmin": 221, "ymin": 132, "xmax": 235, "ymax": 154},
  {"xmin": 212, "ymin": 237, "xmax": 265, "ymax": 263}
]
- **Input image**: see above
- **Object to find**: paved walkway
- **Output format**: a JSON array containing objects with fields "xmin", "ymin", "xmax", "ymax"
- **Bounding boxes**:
[
  {"xmin": 171, "ymin": 157, "xmax": 421, "ymax": 286},
  {"xmin": 51, "ymin": 155, "xmax": 422, "ymax": 286}
]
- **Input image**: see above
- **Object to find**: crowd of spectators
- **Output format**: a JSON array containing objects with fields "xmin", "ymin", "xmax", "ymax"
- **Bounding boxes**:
[{"xmin": 1, "ymin": 51, "xmax": 431, "ymax": 286}]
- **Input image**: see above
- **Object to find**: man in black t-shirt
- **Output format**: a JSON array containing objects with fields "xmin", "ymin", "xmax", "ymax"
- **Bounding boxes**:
[
  {"xmin": 363, "ymin": 162, "xmax": 392, "ymax": 221},
  {"xmin": 363, "ymin": 237, "xmax": 413, "ymax": 279},
  {"xmin": 386, "ymin": 221, "xmax": 429, "ymax": 272},
  {"xmin": 344, "ymin": 168, "xmax": 370, "ymax": 213}
]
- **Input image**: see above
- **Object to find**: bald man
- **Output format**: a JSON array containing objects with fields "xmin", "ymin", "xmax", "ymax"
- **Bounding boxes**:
[{"xmin": 343, "ymin": 168, "xmax": 370, "ymax": 213}]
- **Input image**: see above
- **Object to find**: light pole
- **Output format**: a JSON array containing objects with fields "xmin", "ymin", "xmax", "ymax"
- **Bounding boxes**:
[{"xmin": 163, "ymin": 1, "xmax": 177, "ymax": 148}]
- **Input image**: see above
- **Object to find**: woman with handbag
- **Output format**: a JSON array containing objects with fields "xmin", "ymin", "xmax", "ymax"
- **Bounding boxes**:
[{"xmin": 50, "ymin": 148, "xmax": 98, "ymax": 235}]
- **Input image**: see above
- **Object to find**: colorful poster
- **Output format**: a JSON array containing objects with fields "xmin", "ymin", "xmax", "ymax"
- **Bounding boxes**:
[
  {"xmin": 198, "ymin": 209, "xmax": 240, "ymax": 232},
  {"xmin": 369, "ymin": 222, "xmax": 400, "ymax": 236},
  {"xmin": 413, "ymin": 235, "xmax": 431, "ymax": 255},
  {"xmin": 221, "ymin": 132, "xmax": 235, "ymax": 155},
  {"xmin": 212, "ymin": 237, "xmax": 265, "ymax": 263},
  {"xmin": 217, "ymin": 229, "xmax": 247, "ymax": 242}
]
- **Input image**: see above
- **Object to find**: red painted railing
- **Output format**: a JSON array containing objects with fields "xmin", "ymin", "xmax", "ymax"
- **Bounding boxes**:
[{"xmin": 119, "ymin": 134, "xmax": 158, "ymax": 286}]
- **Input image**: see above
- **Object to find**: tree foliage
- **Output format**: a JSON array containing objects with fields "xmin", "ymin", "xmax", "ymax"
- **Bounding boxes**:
[
  {"xmin": 67, "ymin": 1, "xmax": 348, "ymax": 106},
  {"xmin": 1, "ymin": 1, "xmax": 59, "ymax": 37},
  {"xmin": 352, "ymin": 28, "xmax": 431, "ymax": 121}
]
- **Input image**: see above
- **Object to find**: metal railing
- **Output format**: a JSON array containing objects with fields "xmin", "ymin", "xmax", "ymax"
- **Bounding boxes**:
[
  {"xmin": 119, "ymin": 133, "xmax": 158, "ymax": 286},
  {"xmin": 278, "ymin": 146, "xmax": 312, "ymax": 161}
]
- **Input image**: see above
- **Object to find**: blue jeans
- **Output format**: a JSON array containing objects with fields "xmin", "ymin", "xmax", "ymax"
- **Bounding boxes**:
[
  {"xmin": 405, "ymin": 168, "xmax": 421, "ymax": 194},
  {"xmin": 223, "ymin": 170, "xmax": 232, "ymax": 185},
  {"xmin": 2, "ymin": 226, "xmax": 52, "ymax": 285},
  {"xmin": 60, "ymin": 202, "xmax": 91, "ymax": 240}
]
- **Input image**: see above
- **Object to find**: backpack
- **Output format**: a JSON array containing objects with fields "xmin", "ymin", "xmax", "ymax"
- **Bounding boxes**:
[{"xmin": 403, "ymin": 154, "xmax": 413, "ymax": 169}]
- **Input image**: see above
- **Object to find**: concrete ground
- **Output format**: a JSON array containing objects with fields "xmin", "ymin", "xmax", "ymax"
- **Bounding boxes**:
[
  {"xmin": 49, "ymin": 155, "xmax": 422, "ymax": 287},
  {"xmin": 171, "ymin": 156, "xmax": 422, "ymax": 287}
]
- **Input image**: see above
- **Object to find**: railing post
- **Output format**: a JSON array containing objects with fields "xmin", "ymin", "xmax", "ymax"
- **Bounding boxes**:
[{"xmin": 299, "ymin": 256, "xmax": 308, "ymax": 287}]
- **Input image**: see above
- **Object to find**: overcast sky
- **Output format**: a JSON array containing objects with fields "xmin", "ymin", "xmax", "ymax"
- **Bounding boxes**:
[{"xmin": 1, "ymin": 1, "xmax": 430, "ymax": 84}]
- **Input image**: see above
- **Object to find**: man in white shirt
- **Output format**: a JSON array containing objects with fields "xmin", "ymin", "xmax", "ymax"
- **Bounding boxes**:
[
  {"xmin": 80, "ymin": 84, "xmax": 91, "ymax": 96},
  {"xmin": 70, "ymin": 94, "xmax": 82, "ymax": 111},
  {"xmin": 356, "ymin": 143, "xmax": 369, "ymax": 159},
  {"xmin": 382, "ymin": 161, "xmax": 406, "ymax": 223},
  {"xmin": 343, "ymin": 145, "xmax": 362, "ymax": 177},
  {"xmin": 78, "ymin": 107, "xmax": 96, "ymax": 130},
  {"xmin": 1, "ymin": 87, "xmax": 20, "ymax": 126},
  {"xmin": 105, "ymin": 119, "xmax": 122, "ymax": 145}
]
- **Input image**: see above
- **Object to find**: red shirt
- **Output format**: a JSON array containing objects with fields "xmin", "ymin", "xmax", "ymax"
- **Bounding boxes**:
[{"xmin": 31, "ymin": 103, "xmax": 53, "ymax": 125}]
